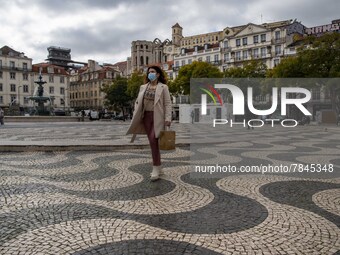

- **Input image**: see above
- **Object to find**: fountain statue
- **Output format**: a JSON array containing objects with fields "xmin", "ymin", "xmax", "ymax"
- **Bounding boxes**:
[{"xmin": 27, "ymin": 67, "xmax": 52, "ymax": 115}]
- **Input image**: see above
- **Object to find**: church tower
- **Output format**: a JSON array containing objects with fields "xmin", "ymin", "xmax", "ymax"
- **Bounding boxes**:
[{"xmin": 172, "ymin": 23, "xmax": 183, "ymax": 46}]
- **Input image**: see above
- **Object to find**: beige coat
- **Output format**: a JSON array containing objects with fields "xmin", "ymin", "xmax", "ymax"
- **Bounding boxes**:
[{"xmin": 126, "ymin": 82, "xmax": 172, "ymax": 139}]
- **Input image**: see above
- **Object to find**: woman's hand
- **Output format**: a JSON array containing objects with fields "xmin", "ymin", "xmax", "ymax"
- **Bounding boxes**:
[{"xmin": 165, "ymin": 121, "xmax": 171, "ymax": 127}]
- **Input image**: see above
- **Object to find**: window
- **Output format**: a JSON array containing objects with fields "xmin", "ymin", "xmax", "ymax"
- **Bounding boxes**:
[
  {"xmin": 243, "ymin": 50, "xmax": 248, "ymax": 60},
  {"xmin": 260, "ymin": 47, "xmax": 266, "ymax": 57},
  {"xmin": 0, "ymin": 60, "xmax": 2, "ymax": 68},
  {"xmin": 181, "ymin": 60, "xmax": 185, "ymax": 66},
  {"xmin": 0, "ymin": 83, "xmax": 2, "ymax": 91},
  {"xmin": 206, "ymin": 56, "xmax": 211, "ymax": 62},
  {"xmin": 23, "ymin": 73, "xmax": 28, "ymax": 80},
  {"xmin": 242, "ymin": 37, "xmax": 247, "ymax": 46},
  {"xmin": 275, "ymin": 31, "xmax": 281, "ymax": 40},
  {"xmin": 61, "ymin": 98, "xmax": 65, "ymax": 105},
  {"xmin": 10, "ymin": 61, "xmax": 15, "ymax": 69},
  {"xmin": 260, "ymin": 34, "xmax": 266, "ymax": 42},
  {"xmin": 175, "ymin": 61, "xmax": 179, "ymax": 67},
  {"xmin": 23, "ymin": 85, "xmax": 29, "ymax": 93},
  {"xmin": 49, "ymin": 75, "xmax": 54, "ymax": 82},
  {"xmin": 223, "ymin": 41, "xmax": 228, "ymax": 48},
  {"xmin": 0, "ymin": 71, "xmax": 2, "ymax": 79},
  {"xmin": 275, "ymin": 45, "xmax": 281, "ymax": 55},
  {"xmin": 10, "ymin": 72, "xmax": 16, "ymax": 79},
  {"xmin": 236, "ymin": 39, "xmax": 241, "ymax": 47},
  {"xmin": 23, "ymin": 63, "xmax": 28, "ymax": 70},
  {"xmin": 24, "ymin": 97, "xmax": 29, "ymax": 104},
  {"xmin": 253, "ymin": 35, "xmax": 259, "ymax": 44},
  {"xmin": 0, "ymin": 96, "xmax": 3, "ymax": 104},
  {"xmin": 47, "ymin": 67, "xmax": 54, "ymax": 73},
  {"xmin": 236, "ymin": 51, "xmax": 241, "ymax": 60},
  {"xmin": 60, "ymin": 87, "xmax": 65, "ymax": 95},
  {"xmin": 10, "ymin": 95, "xmax": 16, "ymax": 103},
  {"xmin": 188, "ymin": 59, "xmax": 192, "ymax": 64},
  {"xmin": 214, "ymin": 54, "xmax": 219, "ymax": 62},
  {"xmin": 49, "ymin": 86, "xmax": 54, "ymax": 94},
  {"xmin": 224, "ymin": 53, "xmax": 229, "ymax": 62},
  {"xmin": 10, "ymin": 84, "xmax": 16, "ymax": 92},
  {"xmin": 253, "ymin": 48, "xmax": 259, "ymax": 58},
  {"xmin": 60, "ymin": 76, "xmax": 65, "ymax": 83}
]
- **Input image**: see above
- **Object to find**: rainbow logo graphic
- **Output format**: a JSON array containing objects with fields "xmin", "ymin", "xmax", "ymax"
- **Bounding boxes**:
[{"xmin": 200, "ymin": 85, "xmax": 223, "ymax": 115}]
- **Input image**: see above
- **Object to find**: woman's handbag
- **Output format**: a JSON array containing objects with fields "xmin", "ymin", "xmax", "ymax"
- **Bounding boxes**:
[{"xmin": 159, "ymin": 127, "xmax": 176, "ymax": 150}]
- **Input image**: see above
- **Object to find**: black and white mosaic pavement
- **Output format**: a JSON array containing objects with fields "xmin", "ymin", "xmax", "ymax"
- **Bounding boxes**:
[{"xmin": 0, "ymin": 124, "xmax": 339, "ymax": 254}]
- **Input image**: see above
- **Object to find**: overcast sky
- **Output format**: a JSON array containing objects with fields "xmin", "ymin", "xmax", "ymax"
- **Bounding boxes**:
[{"xmin": 0, "ymin": 0, "xmax": 339, "ymax": 65}]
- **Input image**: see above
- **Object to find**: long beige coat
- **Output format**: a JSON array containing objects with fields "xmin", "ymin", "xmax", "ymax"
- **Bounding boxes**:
[{"xmin": 126, "ymin": 82, "xmax": 172, "ymax": 139}]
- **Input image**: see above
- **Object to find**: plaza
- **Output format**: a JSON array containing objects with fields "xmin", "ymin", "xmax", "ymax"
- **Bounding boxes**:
[{"xmin": 0, "ymin": 122, "xmax": 339, "ymax": 254}]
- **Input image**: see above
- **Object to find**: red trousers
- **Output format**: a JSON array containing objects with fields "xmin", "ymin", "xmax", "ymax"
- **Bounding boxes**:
[{"xmin": 143, "ymin": 111, "xmax": 161, "ymax": 166}]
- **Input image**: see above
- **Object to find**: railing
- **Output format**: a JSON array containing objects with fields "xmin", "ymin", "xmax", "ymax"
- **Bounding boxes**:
[
  {"xmin": 271, "ymin": 38, "xmax": 286, "ymax": 44},
  {"xmin": 0, "ymin": 66, "xmax": 31, "ymax": 72}
]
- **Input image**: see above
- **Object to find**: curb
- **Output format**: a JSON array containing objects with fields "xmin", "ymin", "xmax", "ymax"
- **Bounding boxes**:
[{"xmin": 0, "ymin": 143, "xmax": 190, "ymax": 152}]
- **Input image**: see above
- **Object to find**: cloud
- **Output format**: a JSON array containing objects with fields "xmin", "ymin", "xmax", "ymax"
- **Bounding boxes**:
[{"xmin": 0, "ymin": 0, "xmax": 338, "ymax": 65}]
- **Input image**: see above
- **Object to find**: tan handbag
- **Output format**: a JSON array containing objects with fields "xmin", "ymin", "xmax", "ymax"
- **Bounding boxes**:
[{"xmin": 159, "ymin": 127, "xmax": 176, "ymax": 150}]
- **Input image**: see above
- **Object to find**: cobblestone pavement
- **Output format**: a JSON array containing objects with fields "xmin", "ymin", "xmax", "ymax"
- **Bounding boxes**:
[{"xmin": 0, "ymin": 122, "xmax": 339, "ymax": 254}]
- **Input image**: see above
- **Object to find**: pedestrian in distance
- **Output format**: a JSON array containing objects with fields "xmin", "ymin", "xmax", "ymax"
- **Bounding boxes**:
[
  {"xmin": 126, "ymin": 66, "xmax": 172, "ymax": 181},
  {"xmin": 0, "ymin": 107, "xmax": 4, "ymax": 125}
]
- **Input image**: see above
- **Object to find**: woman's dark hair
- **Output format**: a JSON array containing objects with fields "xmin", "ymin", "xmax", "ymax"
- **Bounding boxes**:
[{"xmin": 145, "ymin": 65, "xmax": 167, "ymax": 84}]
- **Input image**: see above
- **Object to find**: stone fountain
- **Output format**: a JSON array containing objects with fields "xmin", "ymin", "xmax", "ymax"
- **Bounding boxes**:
[{"xmin": 27, "ymin": 68, "xmax": 52, "ymax": 115}]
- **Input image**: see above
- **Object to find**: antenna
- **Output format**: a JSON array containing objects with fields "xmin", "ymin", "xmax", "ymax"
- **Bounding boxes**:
[{"xmin": 261, "ymin": 14, "xmax": 263, "ymax": 24}]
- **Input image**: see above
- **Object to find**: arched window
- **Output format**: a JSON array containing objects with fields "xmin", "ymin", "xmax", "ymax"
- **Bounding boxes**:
[{"xmin": 140, "ymin": 56, "xmax": 144, "ymax": 65}]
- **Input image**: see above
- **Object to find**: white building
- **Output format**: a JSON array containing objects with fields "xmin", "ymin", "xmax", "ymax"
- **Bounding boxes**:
[{"xmin": 0, "ymin": 46, "xmax": 33, "ymax": 110}]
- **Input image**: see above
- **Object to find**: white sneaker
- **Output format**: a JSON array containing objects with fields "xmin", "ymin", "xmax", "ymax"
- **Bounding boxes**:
[{"xmin": 150, "ymin": 166, "xmax": 161, "ymax": 181}]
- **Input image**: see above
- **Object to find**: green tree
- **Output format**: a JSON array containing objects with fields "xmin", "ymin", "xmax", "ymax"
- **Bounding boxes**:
[
  {"xmin": 172, "ymin": 61, "xmax": 223, "ymax": 95},
  {"xmin": 101, "ymin": 77, "xmax": 133, "ymax": 115},
  {"xmin": 223, "ymin": 60, "xmax": 267, "ymax": 108},
  {"xmin": 127, "ymin": 71, "xmax": 145, "ymax": 99},
  {"xmin": 270, "ymin": 33, "xmax": 340, "ymax": 120},
  {"xmin": 224, "ymin": 60, "xmax": 267, "ymax": 78}
]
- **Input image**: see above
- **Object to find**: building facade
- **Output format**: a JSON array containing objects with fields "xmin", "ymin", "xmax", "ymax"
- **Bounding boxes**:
[
  {"xmin": 69, "ymin": 60, "xmax": 121, "ymax": 110},
  {"xmin": 0, "ymin": 46, "xmax": 33, "ymax": 111},
  {"xmin": 32, "ymin": 63, "xmax": 70, "ymax": 111}
]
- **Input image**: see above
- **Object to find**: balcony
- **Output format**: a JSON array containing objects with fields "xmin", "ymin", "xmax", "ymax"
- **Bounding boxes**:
[
  {"xmin": 0, "ymin": 65, "xmax": 32, "ymax": 72},
  {"xmin": 271, "ymin": 38, "xmax": 286, "ymax": 44},
  {"xmin": 222, "ymin": 47, "xmax": 232, "ymax": 52}
]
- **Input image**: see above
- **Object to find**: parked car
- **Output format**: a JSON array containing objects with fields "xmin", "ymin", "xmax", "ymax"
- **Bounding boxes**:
[{"xmin": 113, "ymin": 115, "xmax": 126, "ymax": 121}]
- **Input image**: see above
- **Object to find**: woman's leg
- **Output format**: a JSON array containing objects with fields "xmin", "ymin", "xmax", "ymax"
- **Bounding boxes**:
[{"xmin": 143, "ymin": 111, "xmax": 161, "ymax": 166}]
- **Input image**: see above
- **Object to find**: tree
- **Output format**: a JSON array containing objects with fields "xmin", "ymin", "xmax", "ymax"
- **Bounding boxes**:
[
  {"xmin": 172, "ymin": 61, "xmax": 223, "ymax": 95},
  {"xmin": 224, "ymin": 60, "xmax": 267, "ymax": 78},
  {"xmin": 270, "ymin": 33, "xmax": 340, "ymax": 121},
  {"xmin": 127, "ymin": 71, "xmax": 145, "ymax": 99},
  {"xmin": 101, "ymin": 77, "xmax": 133, "ymax": 115},
  {"xmin": 223, "ymin": 60, "xmax": 267, "ymax": 111}
]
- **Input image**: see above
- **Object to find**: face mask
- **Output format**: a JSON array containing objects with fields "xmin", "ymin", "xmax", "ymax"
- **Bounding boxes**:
[{"xmin": 148, "ymin": 72, "xmax": 157, "ymax": 81}]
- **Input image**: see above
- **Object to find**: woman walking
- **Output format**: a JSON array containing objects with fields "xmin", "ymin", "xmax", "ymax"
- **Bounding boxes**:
[{"xmin": 126, "ymin": 66, "xmax": 172, "ymax": 181}]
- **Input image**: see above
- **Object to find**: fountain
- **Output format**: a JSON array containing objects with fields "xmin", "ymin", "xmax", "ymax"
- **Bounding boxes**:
[{"xmin": 27, "ymin": 68, "xmax": 52, "ymax": 115}]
